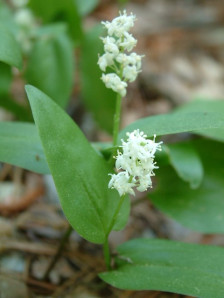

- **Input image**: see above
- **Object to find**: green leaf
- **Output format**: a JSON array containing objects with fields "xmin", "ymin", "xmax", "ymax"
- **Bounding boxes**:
[
  {"xmin": 28, "ymin": 0, "xmax": 83, "ymax": 41},
  {"xmin": 34, "ymin": 22, "xmax": 67, "ymax": 37},
  {"xmin": 0, "ymin": 122, "xmax": 49, "ymax": 174},
  {"xmin": 25, "ymin": 85, "xmax": 130, "ymax": 244},
  {"xmin": 80, "ymin": 25, "xmax": 116, "ymax": 134},
  {"xmin": 26, "ymin": 25, "xmax": 74, "ymax": 108},
  {"xmin": 119, "ymin": 111, "xmax": 224, "ymax": 141},
  {"xmin": 168, "ymin": 142, "xmax": 204, "ymax": 189},
  {"xmin": 150, "ymin": 139, "xmax": 224, "ymax": 234},
  {"xmin": 0, "ymin": 26, "xmax": 22, "ymax": 69},
  {"xmin": 0, "ymin": 122, "xmax": 110, "ymax": 173},
  {"xmin": 0, "ymin": 2, "xmax": 17, "ymax": 35},
  {"xmin": 76, "ymin": 0, "xmax": 99, "ymax": 16},
  {"xmin": 176, "ymin": 99, "xmax": 224, "ymax": 142},
  {"xmin": 100, "ymin": 238, "xmax": 224, "ymax": 297},
  {"xmin": 29, "ymin": 0, "xmax": 64, "ymax": 22}
]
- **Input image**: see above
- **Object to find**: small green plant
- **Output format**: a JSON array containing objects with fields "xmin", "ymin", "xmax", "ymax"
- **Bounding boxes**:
[{"xmin": 1, "ymin": 3, "xmax": 224, "ymax": 297}]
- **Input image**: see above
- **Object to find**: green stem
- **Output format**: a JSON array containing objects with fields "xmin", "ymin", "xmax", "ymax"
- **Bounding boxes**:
[
  {"xmin": 106, "ymin": 68, "xmax": 124, "ymax": 269},
  {"xmin": 103, "ymin": 194, "xmax": 126, "ymax": 270},
  {"xmin": 103, "ymin": 238, "xmax": 111, "ymax": 270},
  {"xmin": 42, "ymin": 225, "xmax": 73, "ymax": 280},
  {"xmin": 113, "ymin": 93, "xmax": 122, "ymax": 147}
]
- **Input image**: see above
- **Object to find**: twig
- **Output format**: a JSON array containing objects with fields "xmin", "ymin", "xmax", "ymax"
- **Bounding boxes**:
[
  {"xmin": 0, "ymin": 239, "xmax": 56, "ymax": 256},
  {"xmin": 42, "ymin": 225, "xmax": 73, "ymax": 281}
]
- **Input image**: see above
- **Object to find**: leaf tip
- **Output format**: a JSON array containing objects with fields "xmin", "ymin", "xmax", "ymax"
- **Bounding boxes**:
[
  {"xmin": 25, "ymin": 84, "xmax": 34, "ymax": 94},
  {"xmin": 25, "ymin": 85, "xmax": 42, "ymax": 105}
]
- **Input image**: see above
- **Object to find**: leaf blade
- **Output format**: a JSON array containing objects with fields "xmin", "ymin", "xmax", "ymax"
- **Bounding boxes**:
[
  {"xmin": 0, "ymin": 122, "xmax": 49, "ymax": 174},
  {"xmin": 168, "ymin": 142, "xmax": 204, "ymax": 189},
  {"xmin": 28, "ymin": 0, "xmax": 83, "ymax": 41},
  {"xmin": 119, "ymin": 111, "xmax": 224, "ymax": 140},
  {"xmin": 175, "ymin": 99, "xmax": 224, "ymax": 142},
  {"xmin": 26, "ymin": 25, "xmax": 74, "ymax": 108},
  {"xmin": 76, "ymin": 0, "xmax": 99, "ymax": 16},
  {"xmin": 150, "ymin": 139, "xmax": 224, "ymax": 234},
  {"xmin": 25, "ymin": 85, "xmax": 130, "ymax": 244},
  {"xmin": 0, "ymin": 26, "xmax": 22, "ymax": 69},
  {"xmin": 100, "ymin": 238, "xmax": 224, "ymax": 297}
]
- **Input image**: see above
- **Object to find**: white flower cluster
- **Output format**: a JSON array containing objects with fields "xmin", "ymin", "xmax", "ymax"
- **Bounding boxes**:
[
  {"xmin": 98, "ymin": 10, "xmax": 143, "ymax": 97},
  {"xmin": 14, "ymin": 8, "xmax": 37, "ymax": 54},
  {"xmin": 109, "ymin": 129, "xmax": 162, "ymax": 196}
]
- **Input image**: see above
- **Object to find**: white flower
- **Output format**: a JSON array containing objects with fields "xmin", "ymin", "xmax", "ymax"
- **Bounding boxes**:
[
  {"xmin": 98, "ymin": 10, "xmax": 143, "ymax": 96},
  {"xmin": 116, "ymin": 52, "xmax": 143, "ymax": 82},
  {"xmin": 115, "ymin": 53, "xmax": 128, "ymax": 65},
  {"xmin": 120, "ymin": 53, "xmax": 143, "ymax": 69},
  {"xmin": 108, "ymin": 172, "xmax": 136, "ymax": 196},
  {"xmin": 137, "ymin": 174, "xmax": 152, "ymax": 192},
  {"xmin": 119, "ymin": 32, "xmax": 137, "ymax": 51},
  {"xmin": 102, "ymin": 73, "xmax": 127, "ymax": 97},
  {"xmin": 109, "ymin": 129, "xmax": 162, "ymax": 196},
  {"xmin": 98, "ymin": 53, "xmax": 114, "ymax": 71},
  {"xmin": 102, "ymin": 36, "xmax": 119, "ymax": 56},
  {"xmin": 102, "ymin": 10, "xmax": 136, "ymax": 38},
  {"xmin": 128, "ymin": 53, "xmax": 143, "ymax": 69},
  {"xmin": 124, "ymin": 131, "xmax": 161, "ymax": 158},
  {"xmin": 123, "ymin": 65, "xmax": 138, "ymax": 82}
]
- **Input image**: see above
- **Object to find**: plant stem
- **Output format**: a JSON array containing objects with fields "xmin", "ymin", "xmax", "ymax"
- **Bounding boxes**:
[
  {"xmin": 113, "ymin": 93, "xmax": 122, "ymax": 147},
  {"xmin": 103, "ymin": 238, "xmax": 111, "ymax": 270},
  {"xmin": 103, "ymin": 194, "xmax": 126, "ymax": 270},
  {"xmin": 105, "ymin": 91, "xmax": 123, "ymax": 269},
  {"xmin": 42, "ymin": 225, "xmax": 73, "ymax": 281}
]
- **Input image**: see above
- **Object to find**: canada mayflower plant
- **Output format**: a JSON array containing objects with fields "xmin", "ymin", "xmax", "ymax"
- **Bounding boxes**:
[
  {"xmin": 98, "ymin": 10, "xmax": 144, "ymax": 97},
  {"xmin": 98, "ymin": 11, "xmax": 162, "ymax": 196},
  {"xmin": 1, "ymin": 1, "xmax": 224, "ymax": 295}
]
